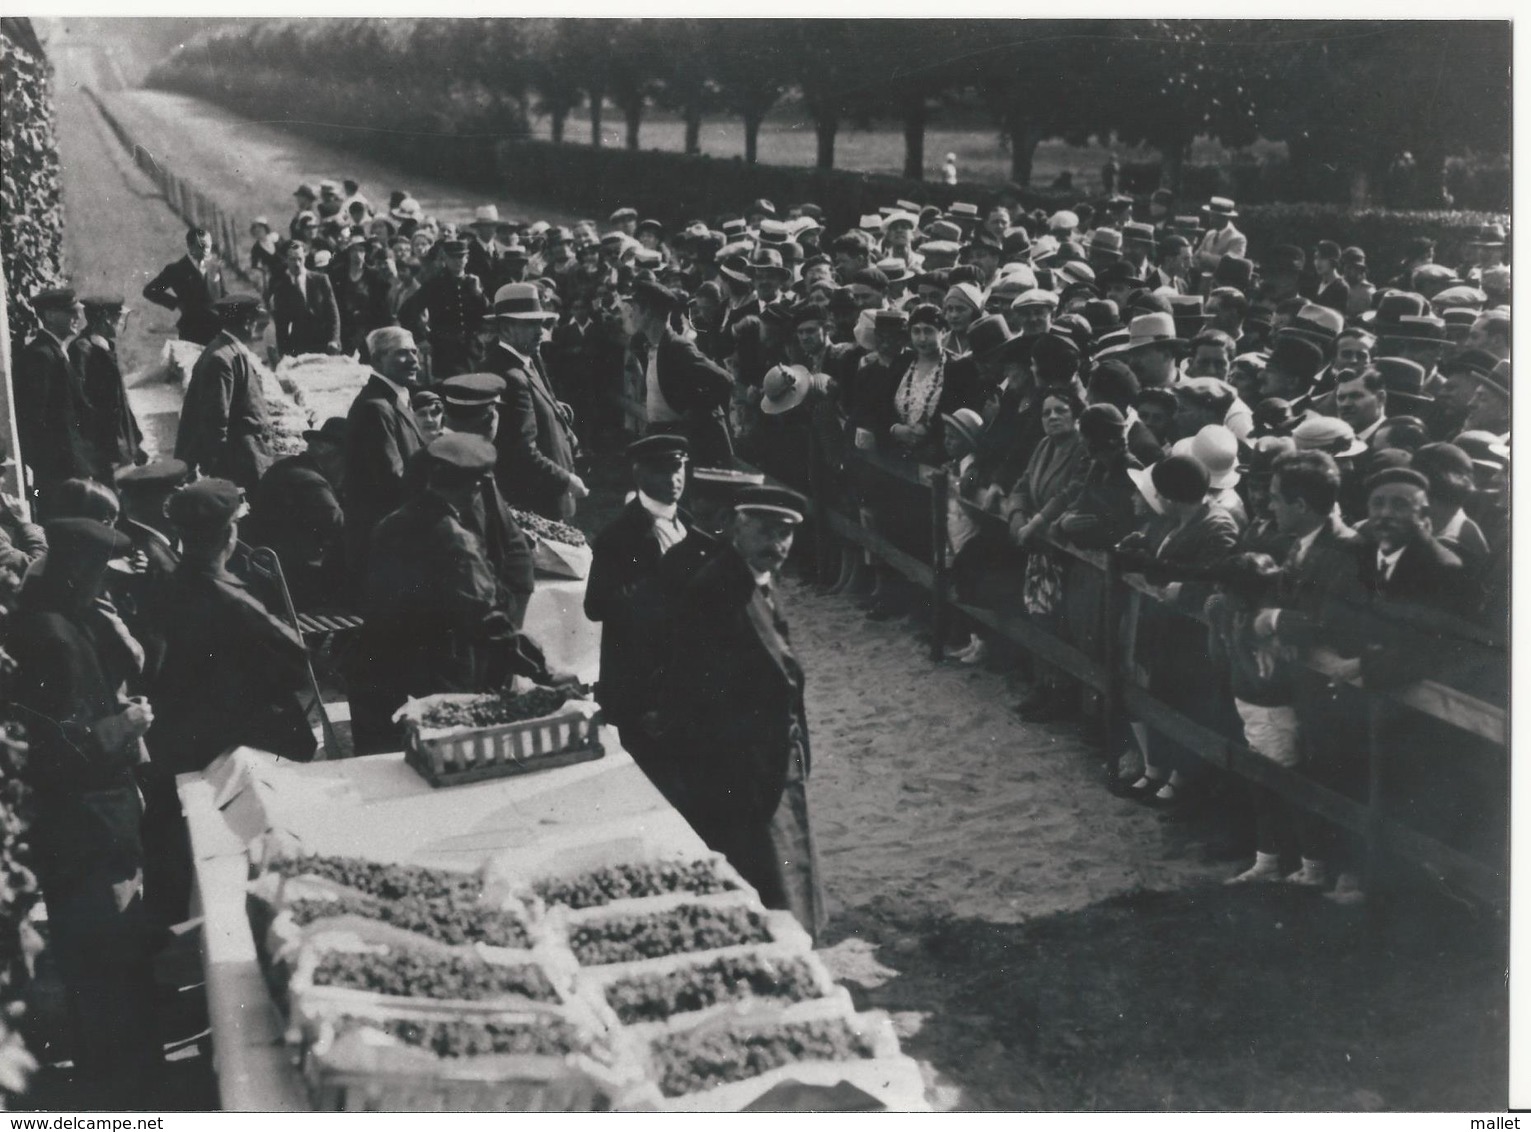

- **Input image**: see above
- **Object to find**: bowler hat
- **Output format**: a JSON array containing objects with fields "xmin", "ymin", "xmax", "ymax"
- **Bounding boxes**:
[
  {"xmin": 1213, "ymin": 256, "xmax": 1254, "ymax": 292},
  {"xmin": 302, "ymin": 417, "xmax": 349, "ymax": 447},
  {"xmin": 1266, "ymin": 335, "xmax": 1324, "ymax": 384},
  {"xmin": 1365, "ymin": 467, "xmax": 1430, "ymax": 494}
]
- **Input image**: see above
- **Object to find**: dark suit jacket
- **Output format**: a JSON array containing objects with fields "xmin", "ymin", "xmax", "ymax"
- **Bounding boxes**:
[
  {"xmin": 651, "ymin": 327, "xmax": 735, "ymax": 467},
  {"xmin": 271, "ymin": 270, "xmax": 342, "ymax": 357},
  {"xmin": 243, "ymin": 451, "xmax": 345, "ymax": 607},
  {"xmin": 1271, "ymin": 516, "xmax": 1366, "ymax": 649},
  {"xmin": 585, "ymin": 498, "xmax": 698, "ymax": 727},
  {"xmin": 329, "ymin": 267, "xmax": 394, "ymax": 356},
  {"xmin": 174, "ymin": 332, "xmax": 273, "ymax": 490},
  {"xmin": 143, "ymin": 254, "xmax": 226, "ymax": 345},
  {"xmin": 659, "ymin": 544, "xmax": 808, "ymax": 829},
  {"xmin": 1356, "ymin": 536, "xmax": 1467, "ymax": 614},
  {"xmin": 485, "ymin": 342, "xmax": 578, "ymax": 520},
  {"xmin": 14, "ymin": 331, "xmax": 95, "ymax": 488},
  {"xmin": 343, "ymin": 374, "xmax": 425, "ymax": 583},
  {"xmin": 147, "ymin": 561, "xmax": 315, "ymax": 774},
  {"xmin": 69, "ymin": 335, "xmax": 143, "ymax": 477}
]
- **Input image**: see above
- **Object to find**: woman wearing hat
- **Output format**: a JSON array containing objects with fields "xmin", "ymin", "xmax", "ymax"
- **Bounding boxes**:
[
  {"xmin": 1117, "ymin": 454, "xmax": 1240, "ymax": 806},
  {"xmin": 941, "ymin": 283, "xmax": 985, "ymax": 355},
  {"xmin": 1004, "ymin": 388, "xmax": 1088, "ymax": 721},
  {"xmin": 331, "ymin": 236, "xmax": 393, "ymax": 358}
]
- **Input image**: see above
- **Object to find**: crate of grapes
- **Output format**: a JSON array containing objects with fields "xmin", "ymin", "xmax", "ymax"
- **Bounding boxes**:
[{"xmin": 396, "ymin": 686, "xmax": 604, "ymax": 788}]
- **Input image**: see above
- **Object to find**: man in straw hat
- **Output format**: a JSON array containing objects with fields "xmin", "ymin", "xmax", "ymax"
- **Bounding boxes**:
[
  {"xmin": 658, "ymin": 484, "xmax": 826, "ymax": 940},
  {"xmin": 484, "ymin": 282, "xmax": 585, "ymax": 519}
]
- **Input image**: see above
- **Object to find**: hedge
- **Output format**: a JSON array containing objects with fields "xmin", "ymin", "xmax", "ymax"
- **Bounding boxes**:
[{"xmin": 1, "ymin": 18, "xmax": 67, "ymax": 349}]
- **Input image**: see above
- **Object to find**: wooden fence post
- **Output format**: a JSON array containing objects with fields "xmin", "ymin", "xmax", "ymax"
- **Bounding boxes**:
[
  {"xmin": 928, "ymin": 465, "xmax": 948, "ymax": 663},
  {"xmin": 1101, "ymin": 548, "xmax": 1125, "ymax": 787}
]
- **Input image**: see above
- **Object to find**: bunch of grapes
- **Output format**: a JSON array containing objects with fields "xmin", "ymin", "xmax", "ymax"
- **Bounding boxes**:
[
  {"xmin": 273, "ymin": 855, "xmax": 480, "ymax": 903},
  {"xmin": 287, "ymin": 894, "xmax": 531, "ymax": 949},
  {"xmin": 311, "ymin": 946, "xmax": 558, "ymax": 1002},
  {"xmin": 419, "ymin": 687, "xmax": 572, "ymax": 730},
  {"xmin": 509, "ymin": 509, "xmax": 588, "ymax": 548},
  {"xmin": 604, "ymin": 954, "xmax": 822, "ymax": 1025},
  {"xmin": 569, "ymin": 904, "xmax": 771, "ymax": 966},
  {"xmin": 534, "ymin": 860, "xmax": 739, "ymax": 911},
  {"xmin": 651, "ymin": 1018, "xmax": 876, "ymax": 1097},
  {"xmin": 348, "ymin": 1015, "xmax": 587, "ymax": 1060}
]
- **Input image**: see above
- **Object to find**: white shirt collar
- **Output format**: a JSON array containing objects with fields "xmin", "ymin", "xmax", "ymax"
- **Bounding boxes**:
[
  {"xmin": 753, "ymin": 569, "xmax": 774, "ymax": 587},
  {"xmin": 1356, "ymin": 415, "xmax": 1386, "ymax": 442},
  {"xmin": 1437, "ymin": 508, "xmax": 1468, "ymax": 542},
  {"xmin": 1377, "ymin": 545, "xmax": 1406, "ymax": 573},
  {"xmin": 637, "ymin": 491, "xmax": 679, "ymax": 522},
  {"xmin": 373, "ymin": 371, "xmax": 411, "ymax": 412},
  {"xmin": 1293, "ymin": 524, "xmax": 1324, "ymax": 562},
  {"xmin": 499, "ymin": 341, "xmax": 533, "ymax": 367}
]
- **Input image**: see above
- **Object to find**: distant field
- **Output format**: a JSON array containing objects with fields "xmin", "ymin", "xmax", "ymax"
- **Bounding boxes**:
[{"xmin": 528, "ymin": 110, "xmax": 1254, "ymax": 192}]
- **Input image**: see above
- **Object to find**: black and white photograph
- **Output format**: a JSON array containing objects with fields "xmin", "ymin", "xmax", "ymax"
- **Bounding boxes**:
[{"xmin": 0, "ymin": 11, "xmax": 1514, "ymax": 1115}]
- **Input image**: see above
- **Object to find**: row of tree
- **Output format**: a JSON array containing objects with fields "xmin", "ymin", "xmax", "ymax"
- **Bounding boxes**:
[{"xmin": 151, "ymin": 19, "xmax": 1509, "ymax": 203}]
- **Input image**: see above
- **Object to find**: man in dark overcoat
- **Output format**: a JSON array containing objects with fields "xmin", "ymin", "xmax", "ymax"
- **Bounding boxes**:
[
  {"xmin": 620, "ymin": 280, "xmax": 735, "ymax": 466},
  {"xmin": 270, "ymin": 237, "xmax": 342, "ymax": 357},
  {"xmin": 68, "ymin": 296, "xmax": 146, "ymax": 478},
  {"xmin": 584, "ymin": 435, "xmax": 701, "ymax": 797},
  {"xmin": 343, "ymin": 326, "xmax": 426, "ymax": 586},
  {"xmin": 658, "ymin": 485, "xmax": 826, "ymax": 940},
  {"xmin": 13, "ymin": 287, "xmax": 95, "ymax": 505},
  {"xmin": 398, "ymin": 238, "xmax": 489, "ymax": 379},
  {"xmin": 483, "ymin": 283, "xmax": 586, "ymax": 519},
  {"xmin": 173, "ymin": 295, "xmax": 274, "ymax": 491}
]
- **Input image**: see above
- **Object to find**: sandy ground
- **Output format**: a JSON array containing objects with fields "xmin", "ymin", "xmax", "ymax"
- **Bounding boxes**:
[{"xmin": 27, "ymin": 73, "xmax": 1506, "ymax": 1113}]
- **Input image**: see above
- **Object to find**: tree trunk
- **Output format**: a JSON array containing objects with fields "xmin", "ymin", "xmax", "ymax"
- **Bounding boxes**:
[
  {"xmin": 743, "ymin": 110, "xmax": 763, "ymax": 164},
  {"xmin": 624, "ymin": 102, "xmax": 642, "ymax": 151},
  {"xmin": 902, "ymin": 93, "xmax": 926, "ymax": 180},
  {"xmin": 814, "ymin": 111, "xmax": 838, "ymax": 171},
  {"xmin": 551, "ymin": 107, "xmax": 567, "ymax": 145},
  {"xmin": 590, "ymin": 96, "xmax": 604, "ymax": 148},
  {"xmin": 684, "ymin": 104, "xmax": 703, "ymax": 155},
  {"xmin": 1005, "ymin": 107, "xmax": 1043, "ymax": 186}
]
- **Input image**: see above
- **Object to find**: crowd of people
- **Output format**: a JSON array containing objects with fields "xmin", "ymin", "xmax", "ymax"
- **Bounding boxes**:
[{"xmin": 1, "ymin": 173, "xmax": 1510, "ymax": 1102}]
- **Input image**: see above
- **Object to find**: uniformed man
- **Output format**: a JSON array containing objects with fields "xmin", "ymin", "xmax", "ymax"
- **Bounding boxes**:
[
  {"xmin": 398, "ymin": 237, "xmax": 489, "ymax": 379},
  {"xmin": 438, "ymin": 373, "xmax": 536, "ymax": 629},
  {"xmin": 584, "ymin": 435, "xmax": 706, "ymax": 798},
  {"xmin": 349, "ymin": 433, "xmax": 546, "ymax": 754},
  {"xmin": 9, "ymin": 517, "xmax": 162, "ymax": 1105},
  {"xmin": 173, "ymin": 294, "xmax": 275, "ymax": 491},
  {"xmin": 69, "ymin": 296, "xmax": 146, "ymax": 479},
  {"xmin": 243, "ymin": 416, "xmax": 347, "ymax": 609},
  {"xmin": 111, "ymin": 459, "xmax": 190, "ymax": 682},
  {"xmin": 13, "ymin": 287, "xmax": 95, "ymax": 507},
  {"xmin": 657, "ymin": 485, "xmax": 826, "ymax": 940}
]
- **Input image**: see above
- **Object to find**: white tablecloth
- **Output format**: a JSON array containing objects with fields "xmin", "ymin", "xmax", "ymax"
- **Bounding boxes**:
[{"xmin": 177, "ymin": 739, "xmax": 704, "ymax": 1111}]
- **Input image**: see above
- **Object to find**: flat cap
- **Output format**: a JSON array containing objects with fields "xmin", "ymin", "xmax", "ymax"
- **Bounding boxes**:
[
  {"xmin": 733, "ymin": 484, "xmax": 807, "ymax": 524},
  {"xmin": 45, "ymin": 518, "xmax": 132, "ymax": 560},
  {"xmin": 438, "ymin": 372, "xmax": 507, "ymax": 407},
  {"xmin": 32, "ymin": 287, "xmax": 77, "ymax": 311},
  {"xmin": 410, "ymin": 387, "xmax": 442, "ymax": 410},
  {"xmin": 80, "ymin": 294, "xmax": 127, "ymax": 312},
  {"xmin": 166, "ymin": 478, "xmax": 247, "ymax": 533},
  {"xmin": 627, "ymin": 434, "xmax": 690, "ymax": 464},
  {"xmin": 114, "ymin": 458, "xmax": 189, "ymax": 493}
]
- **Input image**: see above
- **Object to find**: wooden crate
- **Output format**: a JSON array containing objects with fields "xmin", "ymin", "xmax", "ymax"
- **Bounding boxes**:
[{"xmin": 404, "ymin": 706, "xmax": 605, "ymax": 788}]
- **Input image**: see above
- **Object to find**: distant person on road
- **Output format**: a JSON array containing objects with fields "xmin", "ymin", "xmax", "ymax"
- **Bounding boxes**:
[
  {"xmin": 942, "ymin": 152, "xmax": 958, "ymax": 185},
  {"xmin": 141, "ymin": 225, "xmax": 226, "ymax": 346},
  {"xmin": 270, "ymin": 237, "xmax": 342, "ymax": 357}
]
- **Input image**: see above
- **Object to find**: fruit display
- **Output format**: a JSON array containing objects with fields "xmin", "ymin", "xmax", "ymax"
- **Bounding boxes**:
[
  {"xmin": 509, "ymin": 508, "xmax": 588, "ymax": 548},
  {"xmin": 353, "ymin": 1014, "xmax": 590, "ymax": 1060},
  {"xmin": 602, "ymin": 954, "xmax": 823, "ymax": 1025},
  {"xmin": 568, "ymin": 903, "xmax": 772, "ymax": 967},
  {"xmin": 286, "ymin": 894, "xmax": 531, "ymax": 950},
  {"xmin": 310, "ymin": 945, "xmax": 559, "ymax": 1003},
  {"xmin": 650, "ymin": 1018, "xmax": 876, "ymax": 1098},
  {"xmin": 418, "ymin": 686, "xmax": 572, "ymax": 731},
  {"xmin": 533, "ymin": 860, "xmax": 740, "ymax": 911},
  {"xmin": 272, "ymin": 854, "xmax": 482, "ymax": 903}
]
